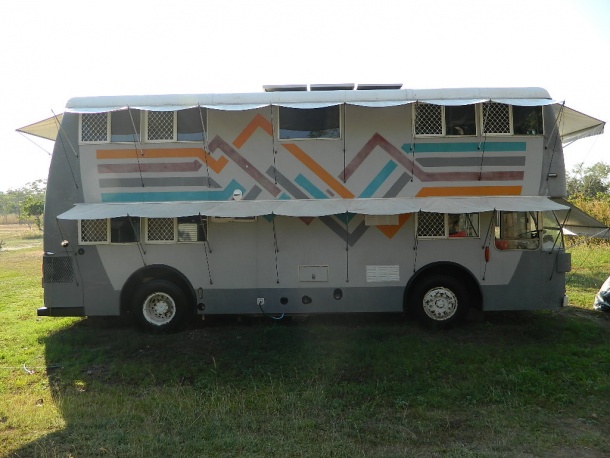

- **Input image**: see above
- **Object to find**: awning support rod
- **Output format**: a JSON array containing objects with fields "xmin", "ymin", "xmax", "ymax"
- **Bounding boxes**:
[
  {"xmin": 272, "ymin": 214, "xmax": 280, "ymax": 284},
  {"xmin": 198, "ymin": 104, "xmax": 212, "ymax": 198},
  {"xmin": 128, "ymin": 215, "xmax": 147, "ymax": 267},
  {"xmin": 199, "ymin": 213, "xmax": 213, "ymax": 285},
  {"xmin": 127, "ymin": 107, "xmax": 146, "ymax": 188},
  {"xmin": 345, "ymin": 212, "xmax": 350, "ymax": 283}
]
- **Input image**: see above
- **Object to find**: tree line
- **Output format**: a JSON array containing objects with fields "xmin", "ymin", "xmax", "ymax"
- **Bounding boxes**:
[
  {"xmin": 566, "ymin": 162, "xmax": 610, "ymax": 227},
  {"xmin": 0, "ymin": 179, "xmax": 46, "ymax": 229}
]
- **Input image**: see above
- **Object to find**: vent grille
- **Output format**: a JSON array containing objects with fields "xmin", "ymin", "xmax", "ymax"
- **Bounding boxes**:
[
  {"xmin": 417, "ymin": 213, "xmax": 445, "ymax": 238},
  {"xmin": 483, "ymin": 102, "xmax": 511, "ymax": 134},
  {"xmin": 44, "ymin": 256, "xmax": 74, "ymax": 283},
  {"xmin": 81, "ymin": 113, "xmax": 108, "ymax": 142},
  {"xmin": 177, "ymin": 223, "xmax": 198, "ymax": 242},
  {"xmin": 415, "ymin": 103, "xmax": 442, "ymax": 135}
]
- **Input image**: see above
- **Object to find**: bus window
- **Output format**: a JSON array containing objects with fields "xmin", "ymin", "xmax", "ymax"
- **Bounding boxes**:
[
  {"xmin": 495, "ymin": 211, "xmax": 539, "ymax": 250},
  {"xmin": 416, "ymin": 213, "xmax": 480, "ymax": 239},
  {"xmin": 110, "ymin": 217, "xmax": 140, "ymax": 244},
  {"xmin": 541, "ymin": 212, "xmax": 564, "ymax": 251},
  {"xmin": 448, "ymin": 213, "xmax": 479, "ymax": 237},
  {"xmin": 445, "ymin": 105, "xmax": 476, "ymax": 136},
  {"xmin": 513, "ymin": 106, "xmax": 543, "ymax": 135}
]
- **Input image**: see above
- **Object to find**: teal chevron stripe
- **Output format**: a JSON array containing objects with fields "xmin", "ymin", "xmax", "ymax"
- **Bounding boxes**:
[
  {"xmin": 101, "ymin": 179, "xmax": 245, "ymax": 202},
  {"xmin": 359, "ymin": 160, "xmax": 397, "ymax": 198},
  {"xmin": 401, "ymin": 141, "xmax": 527, "ymax": 153},
  {"xmin": 295, "ymin": 174, "xmax": 328, "ymax": 199}
]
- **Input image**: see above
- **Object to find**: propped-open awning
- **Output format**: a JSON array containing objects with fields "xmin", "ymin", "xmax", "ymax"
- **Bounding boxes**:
[
  {"xmin": 16, "ymin": 113, "xmax": 63, "ymax": 141},
  {"xmin": 57, "ymin": 196, "xmax": 568, "ymax": 220},
  {"xmin": 555, "ymin": 106, "xmax": 605, "ymax": 144},
  {"xmin": 553, "ymin": 198, "xmax": 610, "ymax": 239}
]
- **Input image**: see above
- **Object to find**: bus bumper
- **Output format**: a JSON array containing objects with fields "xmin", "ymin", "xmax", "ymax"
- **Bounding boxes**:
[{"xmin": 37, "ymin": 306, "xmax": 85, "ymax": 317}]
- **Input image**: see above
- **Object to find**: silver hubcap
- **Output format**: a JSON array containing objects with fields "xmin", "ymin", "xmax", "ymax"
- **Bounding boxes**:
[
  {"xmin": 142, "ymin": 292, "xmax": 176, "ymax": 326},
  {"xmin": 422, "ymin": 287, "xmax": 458, "ymax": 321}
]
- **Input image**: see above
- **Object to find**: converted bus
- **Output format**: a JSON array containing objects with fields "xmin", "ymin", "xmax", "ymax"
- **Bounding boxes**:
[{"xmin": 34, "ymin": 85, "xmax": 605, "ymax": 331}]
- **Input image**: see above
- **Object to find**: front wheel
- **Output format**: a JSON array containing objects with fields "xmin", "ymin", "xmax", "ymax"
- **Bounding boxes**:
[
  {"xmin": 131, "ymin": 280, "xmax": 189, "ymax": 333},
  {"xmin": 409, "ymin": 274, "xmax": 470, "ymax": 328}
]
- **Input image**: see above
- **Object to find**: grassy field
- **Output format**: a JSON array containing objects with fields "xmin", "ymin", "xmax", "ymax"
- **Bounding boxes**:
[{"xmin": 1, "ymin": 225, "xmax": 609, "ymax": 457}]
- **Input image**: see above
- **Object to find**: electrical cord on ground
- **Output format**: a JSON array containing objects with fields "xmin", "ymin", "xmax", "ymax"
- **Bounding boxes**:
[{"xmin": 257, "ymin": 301, "xmax": 285, "ymax": 321}]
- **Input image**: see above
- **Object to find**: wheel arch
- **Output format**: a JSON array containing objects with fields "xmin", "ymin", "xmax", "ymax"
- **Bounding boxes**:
[
  {"xmin": 404, "ymin": 262, "xmax": 482, "ymax": 313},
  {"xmin": 120, "ymin": 264, "xmax": 197, "ymax": 315}
]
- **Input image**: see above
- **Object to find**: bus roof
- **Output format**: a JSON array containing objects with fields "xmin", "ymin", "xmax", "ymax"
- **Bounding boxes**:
[{"xmin": 65, "ymin": 87, "xmax": 555, "ymax": 113}]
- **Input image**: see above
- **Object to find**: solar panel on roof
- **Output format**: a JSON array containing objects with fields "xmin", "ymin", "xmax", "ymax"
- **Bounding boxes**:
[
  {"xmin": 356, "ymin": 84, "xmax": 403, "ymax": 90},
  {"xmin": 310, "ymin": 84, "xmax": 356, "ymax": 91},
  {"xmin": 263, "ymin": 84, "xmax": 308, "ymax": 92}
]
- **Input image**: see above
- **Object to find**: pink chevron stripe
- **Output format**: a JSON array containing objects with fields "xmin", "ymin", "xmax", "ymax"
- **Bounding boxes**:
[
  {"xmin": 342, "ymin": 133, "xmax": 523, "ymax": 183},
  {"xmin": 98, "ymin": 160, "xmax": 203, "ymax": 173},
  {"xmin": 208, "ymin": 135, "xmax": 281, "ymax": 197}
]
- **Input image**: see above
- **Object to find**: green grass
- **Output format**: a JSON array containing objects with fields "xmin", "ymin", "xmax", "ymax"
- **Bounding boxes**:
[{"xmin": 1, "ymin": 226, "xmax": 610, "ymax": 457}]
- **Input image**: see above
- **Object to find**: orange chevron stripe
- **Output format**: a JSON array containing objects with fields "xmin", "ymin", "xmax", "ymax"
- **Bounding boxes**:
[
  {"xmin": 231, "ymin": 114, "xmax": 355, "ymax": 198},
  {"xmin": 233, "ymin": 114, "xmax": 273, "ymax": 149},
  {"xmin": 282, "ymin": 143, "xmax": 355, "ymax": 199},
  {"xmin": 416, "ymin": 186, "xmax": 522, "ymax": 197},
  {"xmin": 376, "ymin": 214, "xmax": 411, "ymax": 238},
  {"xmin": 96, "ymin": 148, "xmax": 228, "ymax": 174}
]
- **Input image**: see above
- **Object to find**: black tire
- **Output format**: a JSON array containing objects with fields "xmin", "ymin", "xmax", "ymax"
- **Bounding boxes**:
[
  {"xmin": 131, "ymin": 280, "xmax": 189, "ymax": 333},
  {"xmin": 409, "ymin": 274, "xmax": 470, "ymax": 328}
]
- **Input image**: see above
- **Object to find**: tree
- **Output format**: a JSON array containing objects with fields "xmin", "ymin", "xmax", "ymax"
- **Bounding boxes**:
[
  {"xmin": 0, "ymin": 179, "xmax": 46, "ymax": 225},
  {"xmin": 566, "ymin": 162, "xmax": 610, "ymax": 199},
  {"xmin": 22, "ymin": 195, "xmax": 45, "ymax": 230}
]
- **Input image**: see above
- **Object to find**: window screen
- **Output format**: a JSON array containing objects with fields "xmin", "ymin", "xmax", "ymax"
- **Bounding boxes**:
[
  {"xmin": 80, "ymin": 219, "xmax": 108, "ymax": 243},
  {"xmin": 147, "ymin": 111, "xmax": 175, "ymax": 141},
  {"xmin": 81, "ymin": 113, "xmax": 108, "ymax": 143},
  {"xmin": 417, "ymin": 213, "xmax": 446, "ymax": 238},
  {"xmin": 145, "ymin": 216, "xmax": 207, "ymax": 243},
  {"xmin": 414, "ymin": 103, "xmax": 443, "ymax": 135},
  {"xmin": 147, "ymin": 218, "xmax": 175, "ymax": 242},
  {"xmin": 417, "ymin": 213, "xmax": 480, "ymax": 239},
  {"xmin": 483, "ymin": 102, "xmax": 511, "ymax": 134},
  {"xmin": 279, "ymin": 106, "xmax": 340, "ymax": 139}
]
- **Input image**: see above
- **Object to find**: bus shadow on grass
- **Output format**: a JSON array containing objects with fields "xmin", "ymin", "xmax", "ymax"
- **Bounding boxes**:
[{"xmin": 10, "ymin": 309, "xmax": 610, "ymax": 457}]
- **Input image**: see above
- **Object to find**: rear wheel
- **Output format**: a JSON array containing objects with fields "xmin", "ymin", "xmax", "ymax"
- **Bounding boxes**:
[
  {"xmin": 132, "ymin": 280, "xmax": 188, "ymax": 333},
  {"xmin": 410, "ymin": 274, "xmax": 470, "ymax": 328}
]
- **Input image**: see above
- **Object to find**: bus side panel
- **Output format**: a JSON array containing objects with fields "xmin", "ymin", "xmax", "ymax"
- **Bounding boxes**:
[
  {"xmin": 201, "ymin": 286, "xmax": 405, "ymax": 315},
  {"xmin": 481, "ymin": 250, "xmax": 566, "ymax": 311}
]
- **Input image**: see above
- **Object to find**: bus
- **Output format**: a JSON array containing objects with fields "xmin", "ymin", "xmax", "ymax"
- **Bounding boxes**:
[{"xmin": 34, "ymin": 84, "xmax": 605, "ymax": 331}]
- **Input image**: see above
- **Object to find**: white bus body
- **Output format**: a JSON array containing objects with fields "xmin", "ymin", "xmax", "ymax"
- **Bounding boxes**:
[{"xmin": 38, "ymin": 85, "xmax": 605, "ymax": 330}]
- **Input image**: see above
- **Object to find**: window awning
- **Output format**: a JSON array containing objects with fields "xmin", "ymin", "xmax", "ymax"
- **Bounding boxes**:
[
  {"xmin": 57, "ymin": 196, "xmax": 568, "ymax": 220},
  {"xmin": 18, "ymin": 87, "xmax": 604, "ymax": 145},
  {"xmin": 553, "ymin": 198, "xmax": 610, "ymax": 239}
]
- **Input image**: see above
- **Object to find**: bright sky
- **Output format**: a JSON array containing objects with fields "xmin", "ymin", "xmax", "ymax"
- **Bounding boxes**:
[{"xmin": 1, "ymin": 0, "xmax": 608, "ymax": 192}]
